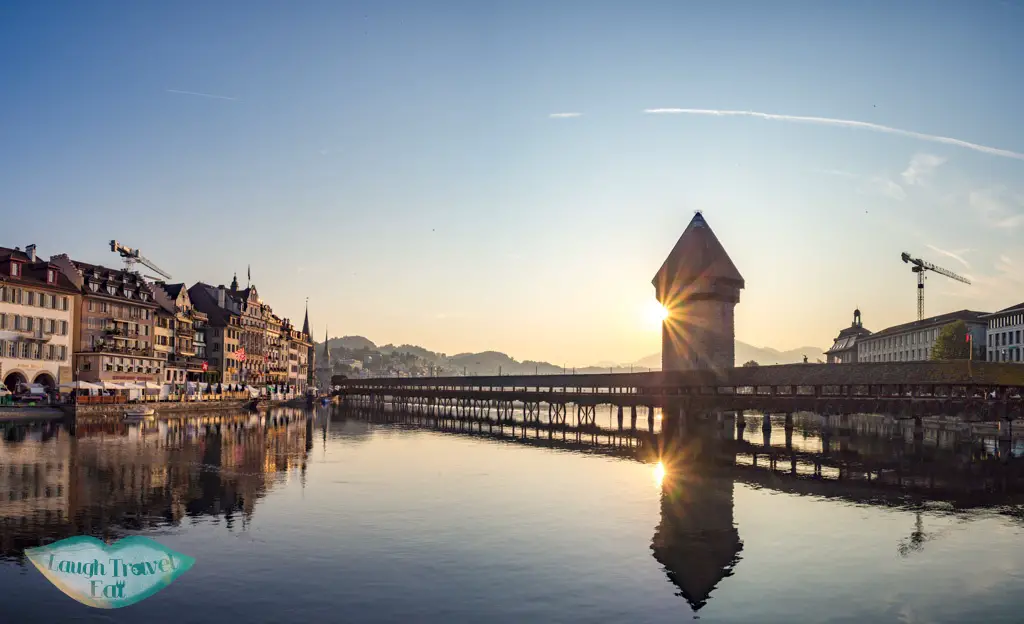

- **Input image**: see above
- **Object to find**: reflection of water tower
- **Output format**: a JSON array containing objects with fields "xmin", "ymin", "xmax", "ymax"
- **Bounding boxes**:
[{"xmin": 651, "ymin": 466, "xmax": 742, "ymax": 613}]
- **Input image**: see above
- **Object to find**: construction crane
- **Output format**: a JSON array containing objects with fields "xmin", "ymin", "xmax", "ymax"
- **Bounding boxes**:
[
  {"xmin": 110, "ymin": 240, "xmax": 171, "ymax": 281},
  {"xmin": 901, "ymin": 251, "xmax": 970, "ymax": 321}
]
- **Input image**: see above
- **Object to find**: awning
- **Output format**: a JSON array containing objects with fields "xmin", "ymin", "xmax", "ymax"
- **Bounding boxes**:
[{"xmin": 59, "ymin": 381, "xmax": 102, "ymax": 391}]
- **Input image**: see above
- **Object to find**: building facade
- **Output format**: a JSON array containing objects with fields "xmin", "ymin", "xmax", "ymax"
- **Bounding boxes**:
[
  {"xmin": 0, "ymin": 245, "xmax": 78, "ymax": 392},
  {"xmin": 856, "ymin": 310, "xmax": 988, "ymax": 363},
  {"xmin": 653, "ymin": 212, "xmax": 745, "ymax": 372},
  {"xmin": 51, "ymin": 255, "xmax": 162, "ymax": 385},
  {"xmin": 983, "ymin": 302, "xmax": 1024, "ymax": 363},
  {"xmin": 189, "ymin": 283, "xmax": 242, "ymax": 385},
  {"xmin": 825, "ymin": 309, "xmax": 872, "ymax": 364},
  {"xmin": 283, "ymin": 317, "xmax": 311, "ymax": 394}
]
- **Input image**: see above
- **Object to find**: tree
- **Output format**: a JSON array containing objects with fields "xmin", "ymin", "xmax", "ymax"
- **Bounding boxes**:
[
  {"xmin": 742, "ymin": 360, "xmax": 759, "ymax": 367},
  {"xmin": 931, "ymin": 321, "xmax": 971, "ymax": 360}
]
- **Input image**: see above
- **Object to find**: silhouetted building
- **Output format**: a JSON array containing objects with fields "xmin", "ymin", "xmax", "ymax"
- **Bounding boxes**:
[
  {"xmin": 653, "ymin": 212, "xmax": 745, "ymax": 372},
  {"xmin": 825, "ymin": 308, "xmax": 872, "ymax": 363}
]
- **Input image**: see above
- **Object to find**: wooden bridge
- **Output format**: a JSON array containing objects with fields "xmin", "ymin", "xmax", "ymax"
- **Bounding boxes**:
[{"xmin": 334, "ymin": 361, "xmax": 1024, "ymax": 421}]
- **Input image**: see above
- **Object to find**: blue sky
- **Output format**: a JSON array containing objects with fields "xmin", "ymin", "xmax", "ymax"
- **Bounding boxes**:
[{"xmin": 2, "ymin": 1, "xmax": 1024, "ymax": 364}]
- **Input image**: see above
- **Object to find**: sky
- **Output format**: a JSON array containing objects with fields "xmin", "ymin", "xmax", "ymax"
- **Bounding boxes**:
[{"xmin": 2, "ymin": 0, "xmax": 1024, "ymax": 366}]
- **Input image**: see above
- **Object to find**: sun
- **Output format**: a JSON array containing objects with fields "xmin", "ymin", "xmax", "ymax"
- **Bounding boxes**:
[{"xmin": 645, "ymin": 300, "xmax": 670, "ymax": 328}]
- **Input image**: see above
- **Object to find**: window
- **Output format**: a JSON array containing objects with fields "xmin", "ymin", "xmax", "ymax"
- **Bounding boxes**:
[
  {"xmin": 10, "ymin": 262, "xmax": 20, "ymax": 277},
  {"xmin": 47, "ymin": 269, "xmax": 55, "ymax": 284}
]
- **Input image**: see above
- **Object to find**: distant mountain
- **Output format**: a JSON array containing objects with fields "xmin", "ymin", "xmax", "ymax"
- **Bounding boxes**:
[{"xmin": 318, "ymin": 335, "xmax": 825, "ymax": 374}]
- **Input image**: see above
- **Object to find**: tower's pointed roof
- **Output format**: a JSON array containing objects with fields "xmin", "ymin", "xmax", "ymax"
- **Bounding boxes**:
[
  {"xmin": 652, "ymin": 212, "xmax": 744, "ymax": 295},
  {"xmin": 323, "ymin": 327, "xmax": 330, "ymax": 359},
  {"xmin": 302, "ymin": 300, "xmax": 310, "ymax": 336}
]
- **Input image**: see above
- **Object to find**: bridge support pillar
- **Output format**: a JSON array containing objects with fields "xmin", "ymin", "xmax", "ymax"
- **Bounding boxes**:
[
  {"xmin": 784, "ymin": 412, "xmax": 793, "ymax": 430},
  {"xmin": 736, "ymin": 413, "xmax": 746, "ymax": 439},
  {"xmin": 617, "ymin": 405, "xmax": 623, "ymax": 431},
  {"xmin": 647, "ymin": 406, "xmax": 654, "ymax": 433},
  {"xmin": 630, "ymin": 405, "xmax": 637, "ymax": 431},
  {"xmin": 762, "ymin": 412, "xmax": 771, "ymax": 433}
]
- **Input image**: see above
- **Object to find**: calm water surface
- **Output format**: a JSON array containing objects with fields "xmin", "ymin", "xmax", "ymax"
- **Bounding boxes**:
[{"xmin": 1, "ymin": 407, "xmax": 1023, "ymax": 623}]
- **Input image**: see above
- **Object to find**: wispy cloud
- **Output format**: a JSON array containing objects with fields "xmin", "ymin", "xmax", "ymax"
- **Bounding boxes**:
[
  {"xmin": 926, "ymin": 244, "xmax": 971, "ymax": 268},
  {"xmin": 817, "ymin": 169, "xmax": 904, "ymax": 201},
  {"xmin": 970, "ymin": 188, "xmax": 1024, "ymax": 229},
  {"xmin": 643, "ymin": 108, "xmax": 1024, "ymax": 161},
  {"xmin": 549, "ymin": 112, "xmax": 582, "ymax": 118},
  {"xmin": 901, "ymin": 153, "xmax": 946, "ymax": 186},
  {"xmin": 166, "ymin": 89, "xmax": 237, "ymax": 101},
  {"xmin": 862, "ymin": 176, "xmax": 906, "ymax": 201}
]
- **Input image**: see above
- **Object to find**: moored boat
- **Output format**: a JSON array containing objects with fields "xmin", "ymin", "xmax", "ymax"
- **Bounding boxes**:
[{"xmin": 123, "ymin": 406, "xmax": 155, "ymax": 420}]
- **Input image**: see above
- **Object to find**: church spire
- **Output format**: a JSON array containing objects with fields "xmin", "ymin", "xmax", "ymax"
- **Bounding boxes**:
[
  {"xmin": 302, "ymin": 298, "xmax": 310, "ymax": 336},
  {"xmin": 230, "ymin": 272, "xmax": 239, "ymax": 292},
  {"xmin": 323, "ymin": 327, "xmax": 331, "ymax": 360}
]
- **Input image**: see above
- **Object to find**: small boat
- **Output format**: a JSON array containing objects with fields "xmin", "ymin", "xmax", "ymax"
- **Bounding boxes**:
[
  {"xmin": 244, "ymin": 399, "xmax": 266, "ymax": 411},
  {"xmin": 124, "ymin": 406, "xmax": 155, "ymax": 420}
]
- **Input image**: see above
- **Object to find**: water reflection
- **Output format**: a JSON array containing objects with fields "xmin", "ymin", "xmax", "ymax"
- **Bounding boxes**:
[
  {"xmin": 0, "ymin": 410, "xmax": 310, "ymax": 563},
  {"xmin": 332, "ymin": 404, "xmax": 1024, "ymax": 615},
  {"xmin": 651, "ymin": 461, "xmax": 742, "ymax": 612}
]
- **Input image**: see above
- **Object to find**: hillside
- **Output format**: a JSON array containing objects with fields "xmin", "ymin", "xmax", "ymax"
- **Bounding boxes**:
[{"xmin": 319, "ymin": 335, "xmax": 825, "ymax": 375}]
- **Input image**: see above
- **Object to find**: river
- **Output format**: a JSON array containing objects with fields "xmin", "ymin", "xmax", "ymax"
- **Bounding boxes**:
[{"xmin": 1, "ymin": 406, "xmax": 1023, "ymax": 623}]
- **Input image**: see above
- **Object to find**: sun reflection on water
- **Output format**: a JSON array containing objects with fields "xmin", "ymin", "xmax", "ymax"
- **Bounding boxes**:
[{"xmin": 653, "ymin": 460, "xmax": 665, "ymax": 489}]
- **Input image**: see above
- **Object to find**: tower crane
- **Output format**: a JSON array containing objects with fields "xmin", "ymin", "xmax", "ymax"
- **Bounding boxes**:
[
  {"xmin": 109, "ymin": 240, "xmax": 171, "ymax": 281},
  {"xmin": 901, "ymin": 251, "xmax": 970, "ymax": 321}
]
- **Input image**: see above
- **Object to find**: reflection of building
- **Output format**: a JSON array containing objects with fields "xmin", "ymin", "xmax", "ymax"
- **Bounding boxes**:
[
  {"xmin": 0, "ymin": 245, "xmax": 78, "ymax": 392},
  {"xmin": 0, "ymin": 411, "xmax": 310, "ymax": 561},
  {"xmin": 983, "ymin": 302, "xmax": 1024, "ymax": 363},
  {"xmin": 651, "ymin": 465, "xmax": 742, "ymax": 613},
  {"xmin": 825, "ymin": 308, "xmax": 872, "ymax": 363},
  {"xmin": 855, "ymin": 310, "xmax": 987, "ymax": 363},
  {"xmin": 51, "ymin": 254, "xmax": 163, "ymax": 385},
  {"xmin": 653, "ymin": 212, "xmax": 745, "ymax": 372}
]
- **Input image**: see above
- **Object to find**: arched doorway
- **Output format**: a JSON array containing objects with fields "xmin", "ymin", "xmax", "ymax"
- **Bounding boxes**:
[
  {"xmin": 33, "ymin": 372, "xmax": 56, "ymax": 391},
  {"xmin": 3, "ymin": 371, "xmax": 27, "ymax": 394}
]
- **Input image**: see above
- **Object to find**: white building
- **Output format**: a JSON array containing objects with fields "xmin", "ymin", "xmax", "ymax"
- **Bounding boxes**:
[
  {"xmin": 0, "ymin": 245, "xmax": 78, "ymax": 392},
  {"xmin": 983, "ymin": 302, "xmax": 1024, "ymax": 363},
  {"xmin": 856, "ymin": 310, "xmax": 987, "ymax": 363}
]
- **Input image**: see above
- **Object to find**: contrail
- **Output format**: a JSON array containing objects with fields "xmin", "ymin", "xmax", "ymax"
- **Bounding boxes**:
[
  {"xmin": 166, "ymin": 89, "xmax": 237, "ymax": 101},
  {"xmin": 643, "ymin": 108, "xmax": 1024, "ymax": 161},
  {"xmin": 549, "ymin": 112, "xmax": 582, "ymax": 118}
]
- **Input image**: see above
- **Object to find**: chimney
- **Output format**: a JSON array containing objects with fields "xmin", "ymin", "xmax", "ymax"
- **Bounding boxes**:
[
  {"xmin": 217, "ymin": 286, "xmax": 226, "ymax": 308},
  {"xmin": 25, "ymin": 244, "xmax": 36, "ymax": 262}
]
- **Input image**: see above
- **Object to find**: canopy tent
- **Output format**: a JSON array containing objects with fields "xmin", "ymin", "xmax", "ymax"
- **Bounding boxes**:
[
  {"xmin": 99, "ymin": 381, "xmax": 126, "ymax": 391},
  {"xmin": 59, "ymin": 381, "xmax": 102, "ymax": 391}
]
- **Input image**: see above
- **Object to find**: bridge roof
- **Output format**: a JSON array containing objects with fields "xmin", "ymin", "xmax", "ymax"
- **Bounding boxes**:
[{"xmin": 338, "ymin": 361, "xmax": 1024, "ymax": 389}]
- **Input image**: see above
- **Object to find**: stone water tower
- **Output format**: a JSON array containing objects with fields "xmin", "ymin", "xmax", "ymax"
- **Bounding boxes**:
[{"xmin": 653, "ymin": 212, "xmax": 744, "ymax": 372}]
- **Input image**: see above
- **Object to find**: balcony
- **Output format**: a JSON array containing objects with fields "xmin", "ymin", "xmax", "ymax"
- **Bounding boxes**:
[
  {"xmin": 170, "ymin": 356, "xmax": 207, "ymax": 371},
  {"xmin": 82, "ymin": 344, "xmax": 156, "ymax": 357},
  {"xmin": 11, "ymin": 327, "xmax": 53, "ymax": 343}
]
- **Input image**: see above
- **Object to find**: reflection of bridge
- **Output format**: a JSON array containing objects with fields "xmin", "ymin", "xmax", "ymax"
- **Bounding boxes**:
[
  {"xmin": 336, "ymin": 360, "xmax": 1024, "ymax": 420},
  {"xmin": 333, "ymin": 402, "xmax": 1024, "ymax": 613}
]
